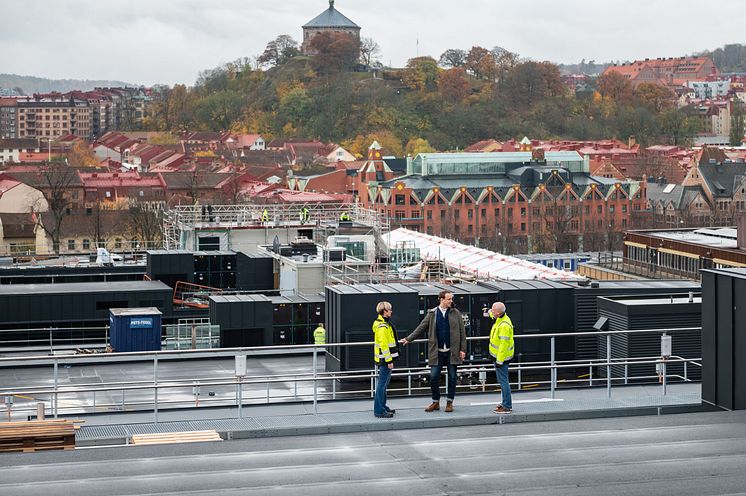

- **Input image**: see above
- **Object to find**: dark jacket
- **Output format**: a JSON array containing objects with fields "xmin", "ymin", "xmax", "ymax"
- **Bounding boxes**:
[{"xmin": 406, "ymin": 306, "xmax": 467, "ymax": 365}]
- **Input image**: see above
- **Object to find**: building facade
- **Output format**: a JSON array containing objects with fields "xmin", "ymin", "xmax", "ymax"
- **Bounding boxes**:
[
  {"xmin": 301, "ymin": 0, "xmax": 361, "ymax": 54},
  {"xmin": 16, "ymin": 97, "xmax": 92, "ymax": 139},
  {"xmin": 357, "ymin": 148, "xmax": 647, "ymax": 254}
]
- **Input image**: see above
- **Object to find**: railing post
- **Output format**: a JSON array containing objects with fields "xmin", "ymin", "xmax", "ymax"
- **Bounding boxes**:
[
  {"xmin": 624, "ymin": 364, "xmax": 628, "ymax": 385},
  {"xmin": 53, "ymin": 358, "xmax": 58, "ymax": 418},
  {"xmin": 312, "ymin": 347, "xmax": 318, "ymax": 414},
  {"xmin": 662, "ymin": 360, "xmax": 667, "ymax": 396},
  {"xmin": 153, "ymin": 354, "xmax": 159, "ymax": 424},
  {"xmin": 606, "ymin": 334, "xmax": 612, "ymax": 398},
  {"xmin": 517, "ymin": 365, "xmax": 522, "ymax": 391},
  {"xmin": 684, "ymin": 360, "xmax": 688, "ymax": 381},
  {"xmin": 550, "ymin": 336, "xmax": 556, "ymax": 400},
  {"xmin": 238, "ymin": 377, "xmax": 243, "ymax": 419}
]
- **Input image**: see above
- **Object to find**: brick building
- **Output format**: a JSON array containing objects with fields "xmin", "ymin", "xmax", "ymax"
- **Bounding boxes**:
[
  {"xmin": 301, "ymin": 0, "xmax": 361, "ymax": 55},
  {"xmin": 357, "ymin": 147, "xmax": 647, "ymax": 254}
]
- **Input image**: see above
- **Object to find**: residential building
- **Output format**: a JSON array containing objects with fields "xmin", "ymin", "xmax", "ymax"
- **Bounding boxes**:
[
  {"xmin": 16, "ymin": 97, "xmax": 92, "ymax": 139},
  {"xmin": 0, "ymin": 98, "xmax": 18, "ymax": 139},
  {"xmin": 603, "ymin": 56, "xmax": 718, "ymax": 88},
  {"xmin": 0, "ymin": 174, "xmax": 47, "ymax": 213},
  {"xmin": 687, "ymin": 80, "xmax": 730, "ymax": 99},
  {"xmin": 0, "ymin": 138, "xmax": 40, "ymax": 164}
]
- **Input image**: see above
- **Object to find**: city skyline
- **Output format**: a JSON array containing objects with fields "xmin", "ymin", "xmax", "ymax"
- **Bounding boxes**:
[{"xmin": 0, "ymin": 0, "xmax": 743, "ymax": 86}]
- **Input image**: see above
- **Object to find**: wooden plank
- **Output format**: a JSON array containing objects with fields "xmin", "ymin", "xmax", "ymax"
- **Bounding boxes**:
[
  {"xmin": 0, "ymin": 420, "xmax": 76, "ymax": 453},
  {"xmin": 131, "ymin": 430, "xmax": 222, "ymax": 446}
]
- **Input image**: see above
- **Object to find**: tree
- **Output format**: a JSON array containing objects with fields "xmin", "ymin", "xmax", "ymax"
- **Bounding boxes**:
[
  {"xmin": 634, "ymin": 83, "xmax": 675, "ymax": 114},
  {"xmin": 493, "ymin": 47, "xmax": 519, "ymax": 88},
  {"xmin": 67, "ymin": 141, "xmax": 99, "ymax": 167},
  {"xmin": 465, "ymin": 46, "xmax": 495, "ymax": 80},
  {"xmin": 309, "ymin": 32, "xmax": 360, "ymax": 73},
  {"xmin": 438, "ymin": 49, "xmax": 467, "ymax": 68},
  {"xmin": 505, "ymin": 61, "xmax": 564, "ymax": 108},
  {"xmin": 405, "ymin": 138, "xmax": 436, "ymax": 156},
  {"xmin": 402, "ymin": 56, "xmax": 439, "ymax": 91},
  {"xmin": 730, "ymin": 97, "xmax": 745, "ymax": 146},
  {"xmin": 194, "ymin": 90, "xmax": 244, "ymax": 131},
  {"xmin": 257, "ymin": 35, "xmax": 299, "ymax": 68},
  {"xmin": 359, "ymin": 37, "xmax": 381, "ymax": 67},
  {"xmin": 596, "ymin": 71, "xmax": 633, "ymax": 105},
  {"xmin": 31, "ymin": 164, "xmax": 80, "ymax": 254},
  {"xmin": 166, "ymin": 84, "xmax": 194, "ymax": 132},
  {"xmin": 127, "ymin": 203, "xmax": 163, "ymax": 250},
  {"xmin": 437, "ymin": 68, "xmax": 471, "ymax": 101}
]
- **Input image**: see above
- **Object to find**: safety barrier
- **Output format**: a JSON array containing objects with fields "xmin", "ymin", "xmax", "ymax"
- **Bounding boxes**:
[{"xmin": 0, "ymin": 327, "xmax": 701, "ymax": 422}]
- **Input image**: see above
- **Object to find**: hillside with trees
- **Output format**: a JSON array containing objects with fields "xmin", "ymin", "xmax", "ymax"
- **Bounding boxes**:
[{"xmin": 141, "ymin": 34, "xmax": 702, "ymax": 154}]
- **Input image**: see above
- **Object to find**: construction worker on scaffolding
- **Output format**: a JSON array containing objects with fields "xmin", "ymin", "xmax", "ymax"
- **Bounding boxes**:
[
  {"xmin": 261, "ymin": 208, "xmax": 269, "ymax": 223},
  {"xmin": 340, "ymin": 211, "xmax": 351, "ymax": 222},
  {"xmin": 300, "ymin": 206, "xmax": 310, "ymax": 225}
]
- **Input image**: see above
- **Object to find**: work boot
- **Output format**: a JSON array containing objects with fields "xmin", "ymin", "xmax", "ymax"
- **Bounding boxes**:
[
  {"xmin": 445, "ymin": 401, "xmax": 454, "ymax": 413},
  {"xmin": 424, "ymin": 402, "xmax": 440, "ymax": 412}
]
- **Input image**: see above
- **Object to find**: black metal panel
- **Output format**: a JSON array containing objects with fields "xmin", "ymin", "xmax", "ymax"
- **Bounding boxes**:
[{"xmin": 701, "ymin": 271, "xmax": 717, "ymax": 406}]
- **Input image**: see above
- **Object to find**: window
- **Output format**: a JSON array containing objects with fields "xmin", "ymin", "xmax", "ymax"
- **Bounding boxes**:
[
  {"xmin": 67, "ymin": 239, "xmax": 76, "ymax": 250},
  {"xmin": 426, "ymin": 210, "xmax": 432, "ymax": 220},
  {"xmin": 585, "ymin": 206, "xmax": 590, "ymax": 215},
  {"xmin": 622, "ymin": 204, "xmax": 627, "ymax": 213},
  {"xmin": 454, "ymin": 210, "xmax": 460, "ymax": 219},
  {"xmin": 440, "ymin": 210, "xmax": 446, "ymax": 219},
  {"xmin": 115, "ymin": 238, "xmax": 122, "ymax": 249},
  {"xmin": 86, "ymin": 207, "xmax": 92, "ymax": 215},
  {"xmin": 481, "ymin": 208, "xmax": 486, "ymax": 218},
  {"xmin": 395, "ymin": 194, "xmax": 406, "ymax": 205},
  {"xmin": 521, "ymin": 223, "xmax": 526, "ymax": 232},
  {"xmin": 467, "ymin": 209, "xmax": 473, "ymax": 219},
  {"xmin": 82, "ymin": 239, "xmax": 90, "ymax": 250},
  {"xmin": 610, "ymin": 205, "xmax": 615, "ymax": 213},
  {"xmin": 494, "ymin": 208, "xmax": 500, "ymax": 218},
  {"xmin": 520, "ymin": 207, "xmax": 526, "ymax": 217},
  {"xmin": 105, "ymin": 191, "xmax": 111, "ymax": 198},
  {"xmin": 468, "ymin": 224, "xmax": 473, "ymax": 233},
  {"xmin": 508, "ymin": 208, "xmax": 513, "ymax": 217},
  {"xmin": 597, "ymin": 205, "xmax": 603, "ymax": 214}
]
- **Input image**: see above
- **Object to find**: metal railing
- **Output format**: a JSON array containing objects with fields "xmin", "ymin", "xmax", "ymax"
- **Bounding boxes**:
[{"xmin": 0, "ymin": 326, "xmax": 702, "ymax": 422}]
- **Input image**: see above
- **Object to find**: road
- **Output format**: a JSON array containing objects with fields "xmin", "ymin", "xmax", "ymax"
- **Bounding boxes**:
[{"xmin": 1, "ymin": 411, "xmax": 745, "ymax": 495}]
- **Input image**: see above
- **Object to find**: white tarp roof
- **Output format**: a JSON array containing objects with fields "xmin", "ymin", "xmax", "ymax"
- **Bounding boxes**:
[{"xmin": 386, "ymin": 228, "xmax": 585, "ymax": 281}]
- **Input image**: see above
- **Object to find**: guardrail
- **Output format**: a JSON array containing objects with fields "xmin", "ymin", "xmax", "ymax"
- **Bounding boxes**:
[{"xmin": 0, "ymin": 327, "xmax": 701, "ymax": 422}]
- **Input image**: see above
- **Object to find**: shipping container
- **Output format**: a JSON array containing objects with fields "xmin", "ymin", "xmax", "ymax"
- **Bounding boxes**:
[{"xmin": 109, "ymin": 307, "xmax": 162, "ymax": 352}]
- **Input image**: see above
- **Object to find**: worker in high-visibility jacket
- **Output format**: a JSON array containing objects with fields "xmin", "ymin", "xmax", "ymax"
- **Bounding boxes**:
[
  {"xmin": 261, "ymin": 209, "xmax": 269, "ymax": 222},
  {"xmin": 372, "ymin": 301, "xmax": 398, "ymax": 418},
  {"xmin": 313, "ymin": 323, "xmax": 326, "ymax": 346},
  {"xmin": 340, "ymin": 211, "xmax": 351, "ymax": 222},
  {"xmin": 489, "ymin": 301, "xmax": 514, "ymax": 414}
]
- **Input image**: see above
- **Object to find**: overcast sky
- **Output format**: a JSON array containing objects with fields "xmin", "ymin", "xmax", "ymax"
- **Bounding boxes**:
[{"xmin": 1, "ymin": 0, "xmax": 742, "ymax": 86}]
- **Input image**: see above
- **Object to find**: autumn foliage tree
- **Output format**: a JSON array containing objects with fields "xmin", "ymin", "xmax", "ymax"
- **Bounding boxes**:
[
  {"xmin": 403, "ymin": 57, "xmax": 439, "ymax": 91},
  {"xmin": 596, "ymin": 71, "xmax": 634, "ymax": 105},
  {"xmin": 309, "ymin": 32, "xmax": 360, "ymax": 73},
  {"xmin": 437, "ymin": 68, "xmax": 471, "ymax": 101},
  {"xmin": 67, "ymin": 141, "xmax": 99, "ymax": 167},
  {"xmin": 257, "ymin": 35, "xmax": 299, "ymax": 67}
]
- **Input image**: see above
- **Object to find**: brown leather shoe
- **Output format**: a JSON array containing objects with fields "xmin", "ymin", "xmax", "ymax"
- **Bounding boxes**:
[
  {"xmin": 424, "ymin": 402, "xmax": 440, "ymax": 412},
  {"xmin": 445, "ymin": 401, "xmax": 454, "ymax": 412}
]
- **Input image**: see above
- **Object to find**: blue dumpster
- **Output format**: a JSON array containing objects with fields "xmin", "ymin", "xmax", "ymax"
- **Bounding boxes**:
[{"xmin": 109, "ymin": 307, "xmax": 162, "ymax": 352}]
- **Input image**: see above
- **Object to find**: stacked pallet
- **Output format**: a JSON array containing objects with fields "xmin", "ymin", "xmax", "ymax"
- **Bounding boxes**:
[{"xmin": 0, "ymin": 420, "xmax": 76, "ymax": 453}]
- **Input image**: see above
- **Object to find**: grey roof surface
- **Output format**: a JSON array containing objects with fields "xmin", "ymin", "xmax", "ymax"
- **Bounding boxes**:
[
  {"xmin": 303, "ymin": 5, "xmax": 360, "ymax": 28},
  {"xmin": 0, "ymin": 279, "xmax": 170, "ymax": 295},
  {"xmin": 698, "ymin": 162, "xmax": 746, "ymax": 197}
]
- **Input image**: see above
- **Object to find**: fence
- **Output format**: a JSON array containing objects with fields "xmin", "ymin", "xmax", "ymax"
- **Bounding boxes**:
[{"xmin": 0, "ymin": 327, "xmax": 701, "ymax": 422}]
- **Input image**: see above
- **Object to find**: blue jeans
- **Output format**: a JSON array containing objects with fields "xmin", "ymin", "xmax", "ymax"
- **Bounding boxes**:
[
  {"xmin": 374, "ymin": 364, "xmax": 392, "ymax": 416},
  {"xmin": 494, "ymin": 361, "xmax": 512, "ymax": 409},
  {"xmin": 431, "ymin": 351, "xmax": 457, "ymax": 402}
]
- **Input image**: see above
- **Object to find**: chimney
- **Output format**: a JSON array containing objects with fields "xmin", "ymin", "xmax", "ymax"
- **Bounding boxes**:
[{"xmin": 628, "ymin": 136, "xmax": 636, "ymax": 149}]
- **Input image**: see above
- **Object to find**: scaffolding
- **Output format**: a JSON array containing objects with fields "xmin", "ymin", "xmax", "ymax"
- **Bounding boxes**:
[{"xmin": 162, "ymin": 203, "xmax": 388, "ymax": 252}]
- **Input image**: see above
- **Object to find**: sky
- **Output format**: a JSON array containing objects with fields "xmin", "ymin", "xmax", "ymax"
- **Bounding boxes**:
[{"xmin": 0, "ymin": 0, "xmax": 743, "ymax": 87}]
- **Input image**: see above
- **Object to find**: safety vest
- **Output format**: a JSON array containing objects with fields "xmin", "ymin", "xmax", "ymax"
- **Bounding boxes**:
[
  {"xmin": 262, "ymin": 209, "xmax": 269, "ymax": 222},
  {"xmin": 313, "ymin": 326, "xmax": 326, "ymax": 345},
  {"xmin": 340, "ymin": 212, "xmax": 350, "ymax": 221},
  {"xmin": 372, "ymin": 315, "xmax": 398, "ymax": 364},
  {"xmin": 489, "ymin": 312, "xmax": 514, "ymax": 364}
]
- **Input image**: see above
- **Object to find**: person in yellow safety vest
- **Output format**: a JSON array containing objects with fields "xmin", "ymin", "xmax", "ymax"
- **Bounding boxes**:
[
  {"xmin": 340, "ymin": 211, "xmax": 351, "ymax": 222},
  {"xmin": 300, "ymin": 207, "xmax": 310, "ymax": 225},
  {"xmin": 372, "ymin": 301, "xmax": 398, "ymax": 418},
  {"xmin": 313, "ymin": 323, "xmax": 326, "ymax": 345},
  {"xmin": 489, "ymin": 301, "xmax": 514, "ymax": 414},
  {"xmin": 261, "ymin": 209, "xmax": 269, "ymax": 222}
]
